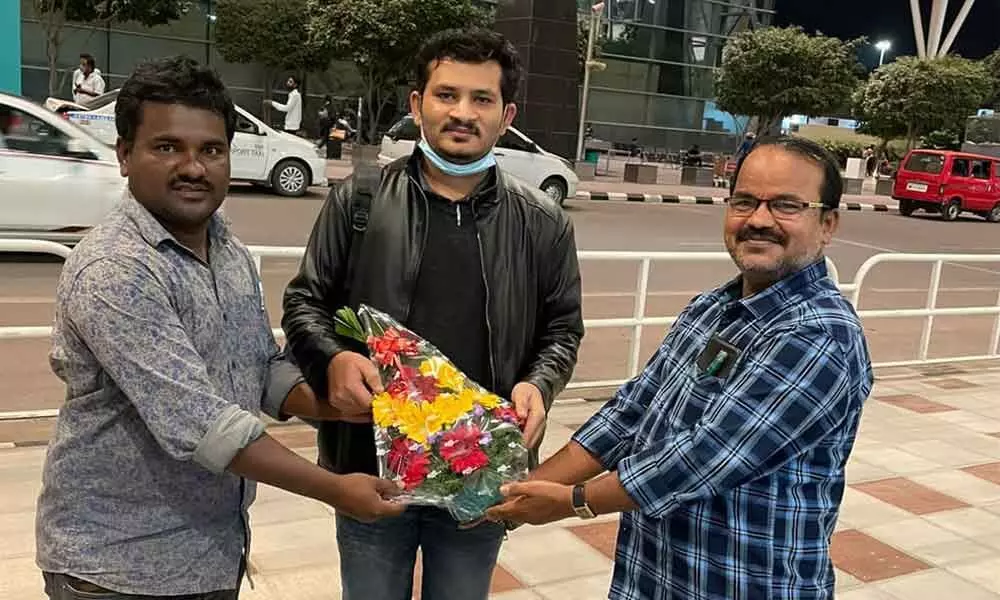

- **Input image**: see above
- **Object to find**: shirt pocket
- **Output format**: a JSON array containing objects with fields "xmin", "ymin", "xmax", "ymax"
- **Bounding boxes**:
[{"xmin": 667, "ymin": 363, "xmax": 725, "ymax": 430}]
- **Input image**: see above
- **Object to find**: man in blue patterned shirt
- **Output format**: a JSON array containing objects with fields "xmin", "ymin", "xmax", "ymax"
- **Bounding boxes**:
[
  {"xmin": 488, "ymin": 137, "xmax": 873, "ymax": 599},
  {"xmin": 36, "ymin": 56, "xmax": 403, "ymax": 600}
]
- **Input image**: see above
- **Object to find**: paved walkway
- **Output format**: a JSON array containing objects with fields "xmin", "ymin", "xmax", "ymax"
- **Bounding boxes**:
[{"xmin": 4, "ymin": 363, "xmax": 1000, "ymax": 599}]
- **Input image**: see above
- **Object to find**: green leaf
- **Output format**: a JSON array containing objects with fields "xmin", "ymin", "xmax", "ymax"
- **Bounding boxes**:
[{"xmin": 334, "ymin": 307, "xmax": 367, "ymax": 343}]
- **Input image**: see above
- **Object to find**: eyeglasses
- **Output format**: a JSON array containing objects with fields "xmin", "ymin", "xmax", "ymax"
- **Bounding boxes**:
[{"xmin": 726, "ymin": 196, "xmax": 826, "ymax": 218}]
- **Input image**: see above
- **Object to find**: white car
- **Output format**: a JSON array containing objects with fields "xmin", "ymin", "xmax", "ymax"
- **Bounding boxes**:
[
  {"xmin": 0, "ymin": 92, "xmax": 123, "ymax": 243},
  {"xmin": 49, "ymin": 90, "xmax": 327, "ymax": 197},
  {"xmin": 379, "ymin": 115, "xmax": 578, "ymax": 205}
]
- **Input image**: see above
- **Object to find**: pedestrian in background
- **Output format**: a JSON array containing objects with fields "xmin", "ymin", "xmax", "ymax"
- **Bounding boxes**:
[{"xmin": 266, "ymin": 75, "xmax": 303, "ymax": 135}]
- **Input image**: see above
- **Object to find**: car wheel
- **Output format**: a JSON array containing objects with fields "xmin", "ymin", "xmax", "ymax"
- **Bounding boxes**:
[
  {"xmin": 540, "ymin": 177, "xmax": 568, "ymax": 206},
  {"xmin": 898, "ymin": 200, "xmax": 914, "ymax": 217},
  {"xmin": 941, "ymin": 199, "xmax": 961, "ymax": 222},
  {"xmin": 271, "ymin": 159, "xmax": 309, "ymax": 197},
  {"xmin": 988, "ymin": 203, "xmax": 1000, "ymax": 223}
]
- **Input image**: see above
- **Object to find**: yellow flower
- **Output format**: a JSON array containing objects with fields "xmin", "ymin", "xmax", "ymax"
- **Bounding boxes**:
[
  {"xmin": 430, "ymin": 393, "xmax": 469, "ymax": 428},
  {"xmin": 372, "ymin": 392, "xmax": 397, "ymax": 428},
  {"xmin": 477, "ymin": 392, "xmax": 502, "ymax": 410},
  {"xmin": 419, "ymin": 357, "xmax": 465, "ymax": 391}
]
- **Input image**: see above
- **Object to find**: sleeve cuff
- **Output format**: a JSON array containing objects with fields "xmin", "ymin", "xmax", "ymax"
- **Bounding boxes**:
[
  {"xmin": 262, "ymin": 355, "xmax": 306, "ymax": 421},
  {"xmin": 193, "ymin": 405, "xmax": 266, "ymax": 474},
  {"xmin": 616, "ymin": 452, "xmax": 676, "ymax": 519},
  {"xmin": 571, "ymin": 413, "xmax": 634, "ymax": 471}
]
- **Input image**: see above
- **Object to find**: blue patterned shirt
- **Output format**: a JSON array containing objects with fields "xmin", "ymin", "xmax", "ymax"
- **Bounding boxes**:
[
  {"xmin": 574, "ymin": 260, "xmax": 872, "ymax": 600},
  {"xmin": 37, "ymin": 197, "xmax": 302, "ymax": 595}
]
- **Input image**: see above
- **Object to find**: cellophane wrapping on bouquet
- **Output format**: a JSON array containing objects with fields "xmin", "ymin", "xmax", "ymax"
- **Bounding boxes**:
[{"xmin": 334, "ymin": 304, "xmax": 530, "ymax": 523}]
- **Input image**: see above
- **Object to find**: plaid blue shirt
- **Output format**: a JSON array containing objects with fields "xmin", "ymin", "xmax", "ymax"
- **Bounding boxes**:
[{"xmin": 574, "ymin": 260, "xmax": 872, "ymax": 600}]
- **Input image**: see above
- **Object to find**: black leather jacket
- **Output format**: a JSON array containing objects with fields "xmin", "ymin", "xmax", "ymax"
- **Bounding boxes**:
[{"xmin": 281, "ymin": 151, "xmax": 585, "ymax": 473}]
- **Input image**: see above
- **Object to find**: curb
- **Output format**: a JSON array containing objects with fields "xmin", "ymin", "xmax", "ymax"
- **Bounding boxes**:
[{"xmin": 574, "ymin": 191, "xmax": 895, "ymax": 212}]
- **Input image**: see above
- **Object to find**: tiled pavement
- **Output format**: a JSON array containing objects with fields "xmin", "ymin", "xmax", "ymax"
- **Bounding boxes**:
[{"xmin": 3, "ymin": 363, "xmax": 1000, "ymax": 599}]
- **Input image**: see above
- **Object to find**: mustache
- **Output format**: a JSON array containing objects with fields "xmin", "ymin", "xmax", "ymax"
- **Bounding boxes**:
[
  {"xmin": 170, "ymin": 176, "xmax": 212, "ymax": 191},
  {"xmin": 737, "ymin": 227, "xmax": 785, "ymax": 245},
  {"xmin": 443, "ymin": 120, "xmax": 480, "ymax": 136}
]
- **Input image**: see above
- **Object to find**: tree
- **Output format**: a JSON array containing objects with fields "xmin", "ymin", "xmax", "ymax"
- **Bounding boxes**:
[
  {"xmin": 854, "ymin": 55, "xmax": 991, "ymax": 150},
  {"xmin": 34, "ymin": 0, "xmax": 187, "ymax": 96},
  {"xmin": 984, "ymin": 49, "xmax": 1000, "ymax": 109},
  {"xmin": 215, "ymin": 0, "xmax": 332, "ymax": 115},
  {"xmin": 714, "ymin": 26, "xmax": 863, "ymax": 136},
  {"xmin": 307, "ymin": 0, "xmax": 492, "ymax": 144}
]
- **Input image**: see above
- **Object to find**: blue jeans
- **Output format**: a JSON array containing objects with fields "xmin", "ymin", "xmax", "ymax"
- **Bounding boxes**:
[{"xmin": 336, "ymin": 506, "xmax": 505, "ymax": 600}]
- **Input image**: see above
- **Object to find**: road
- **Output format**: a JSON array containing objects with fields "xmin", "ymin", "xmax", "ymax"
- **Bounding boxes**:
[{"xmin": 2, "ymin": 183, "xmax": 1000, "ymax": 427}]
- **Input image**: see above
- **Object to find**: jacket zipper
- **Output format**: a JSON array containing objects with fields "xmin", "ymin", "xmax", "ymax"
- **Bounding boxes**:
[
  {"xmin": 405, "ymin": 174, "xmax": 431, "ymax": 322},
  {"xmin": 472, "ymin": 201, "xmax": 498, "ymax": 391}
]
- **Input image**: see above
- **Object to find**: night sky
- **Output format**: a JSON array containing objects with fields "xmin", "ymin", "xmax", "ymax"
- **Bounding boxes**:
[{"xmin": 774, "ymin": 0, "xmax": 998, "ymax": 68}]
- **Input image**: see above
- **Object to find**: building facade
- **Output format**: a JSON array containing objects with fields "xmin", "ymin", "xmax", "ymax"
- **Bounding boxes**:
[
  {"xmin": 3, "ymin": 0, "xmax": 776, "ymax": 156},
  {"xmin": 581, "ymin": 0, "xmax": 776, "ymax": 153}
]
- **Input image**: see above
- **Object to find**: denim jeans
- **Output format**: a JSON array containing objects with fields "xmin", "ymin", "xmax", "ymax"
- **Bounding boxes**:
[
  {"xmin": 336, "ymin": 506, "xmax": 506, "ymax": 600},
  {"xmin": 42, "ymin": 573, "xmax": 239, "ymax": 600}
]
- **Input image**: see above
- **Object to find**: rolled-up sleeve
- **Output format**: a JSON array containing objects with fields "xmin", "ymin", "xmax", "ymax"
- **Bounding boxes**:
[
  {"xmin": 66, "ymin": 257, "xmax": 264, "ymax": 473},
  {"xmin": 617, "ymin": 328, "xmax": 855, "ymax": 519},
  {"xmin": 261, "ymin": 349, "xmax": 306, "ymax": 421}
]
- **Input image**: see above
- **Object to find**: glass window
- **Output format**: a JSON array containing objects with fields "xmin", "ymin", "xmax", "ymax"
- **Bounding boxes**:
[
  {"xmin": 0, "ymin": 106, "xmax": 71, "ymax": 156},
  {"xmin": 235, "ymin": 113, "xmax": 261, "ymax": 136},
  {"xmin": 995, "ymin": 162, "xmax": 1000, "ymax": 178},
  {"xmin": 904, "ymin": 152, "xmax": 944, "ymax": 174},
  {"xmin": 497, "ymin": 130, "xmax": 536, "ymax": 152},
  {"xmin": 971, "ymin": 160, "xmax": 991, "ymax": 180},
  {"xmin": 952, "ymin": 158, "xmax": 970, "ymax": 177},
  {"xmin": 386, "ymin": 116, "xmax": 419, "ymax": 141}
]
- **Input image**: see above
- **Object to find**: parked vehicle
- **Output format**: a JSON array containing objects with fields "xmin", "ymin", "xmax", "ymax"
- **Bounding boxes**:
[
  {"xmin": 0, "ymin": 92, "xmax": 123, "ymax": 243},
  {"xmin": 892, "ymin": 149, "xmax": 1000, "ymax": 222},
  {"xmin": 378, "ymin": 115, "xmax": 578, "ymax": 206},
  {"xmin": 46, "ymin": 89, "xmax": 328, "ymax": 197}
]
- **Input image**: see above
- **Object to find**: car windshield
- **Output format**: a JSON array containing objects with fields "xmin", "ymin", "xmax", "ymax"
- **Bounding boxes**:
[
  {"xmin": 82, "ymin": 89, "xmax": 119, "ymax": 110},
  {"xmin": 904, "ymin": 152, "xmax": 945, "ymax": 174}
]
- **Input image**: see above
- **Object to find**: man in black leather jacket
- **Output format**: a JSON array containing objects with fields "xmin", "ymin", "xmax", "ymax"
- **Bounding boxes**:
[{"xmin": 281, "ymin": 28, "xmax": 584, "ymax": 600}]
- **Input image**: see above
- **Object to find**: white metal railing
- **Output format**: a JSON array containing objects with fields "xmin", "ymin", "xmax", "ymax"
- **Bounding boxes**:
[{"xmin": 1, "ymin": 240, "xmax": 999, "ymax": 420}]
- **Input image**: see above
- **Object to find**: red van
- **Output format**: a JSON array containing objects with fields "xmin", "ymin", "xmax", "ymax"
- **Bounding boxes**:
[{"xmin": 893, "ymin": 150, "xmax": 1000, "ymax": 222}]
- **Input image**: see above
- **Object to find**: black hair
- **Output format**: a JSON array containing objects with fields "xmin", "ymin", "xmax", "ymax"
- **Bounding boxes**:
[
  {"xmin": 115, "ymin": 55, "xmax": 236, "ymax": 145},
  {"xmin": 730, "ymin": 136, "xmax": 843, "ymax": 210},
  {"xmin": 80, "ymin": 53, "xmax": 96, "ymax": 69},
  {"xmin": 415, "ymin": 28, "xmax": 523, "ymax": 105},
  {"xmin": 287, "ymin": 75, "xmax": 299, "ymax": 87}
]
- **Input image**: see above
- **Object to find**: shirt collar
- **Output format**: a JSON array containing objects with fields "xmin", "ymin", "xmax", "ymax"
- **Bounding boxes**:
[
  {"xmin": 121, "ymin": 189, "xmax": 232, "ymax": 250},
  {"xmin": 716, "ymin": 259, "xmax": 830, "ymax": 320}
]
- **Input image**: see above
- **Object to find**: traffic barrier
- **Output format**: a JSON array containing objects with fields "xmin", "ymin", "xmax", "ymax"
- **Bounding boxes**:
[
  {"xmin": 2, "ymin": 240, "xmax": 1000, "ymax": 420},
  {"xmin": 574, "ymin": 191, "xmax": 895, "ymax": 212}
]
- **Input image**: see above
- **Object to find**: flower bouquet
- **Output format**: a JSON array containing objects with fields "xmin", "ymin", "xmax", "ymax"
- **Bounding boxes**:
[{"xmin": 334, "ymin": 304, "xmax": 530, "ymax": 523}]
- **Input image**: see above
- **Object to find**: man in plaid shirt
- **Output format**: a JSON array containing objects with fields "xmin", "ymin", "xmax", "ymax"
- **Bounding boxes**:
[{"xmin": 488, "ymin": 137, "xmax": 873, "ymax": 599}]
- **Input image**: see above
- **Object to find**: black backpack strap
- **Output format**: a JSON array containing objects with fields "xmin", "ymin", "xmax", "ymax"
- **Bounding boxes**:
[{"xmin": 344, "ymin": 164, "xmax": 381, "ymax": 292}]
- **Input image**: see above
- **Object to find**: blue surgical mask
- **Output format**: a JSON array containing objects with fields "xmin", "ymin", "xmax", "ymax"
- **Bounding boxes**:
[{"xmin": 418, "ymin": 133, "xmax": 496, "ymax": 177}]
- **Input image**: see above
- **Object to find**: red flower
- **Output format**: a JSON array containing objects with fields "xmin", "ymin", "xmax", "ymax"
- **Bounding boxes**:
[
  {"xmin": 438, "ymin": 424, "xmax": 490, "ymax": 475},
  {"xmin": 412, "ymin": 375, "xmax": 440, "ymax": 400},
  {"xmin": 492, "ymin": 405, "xmax": 521, "ymax": 427},
  {"xmin": 387, "ymin": 438, "xmax": 430, "ymax": 490},
  {"xmin": 385, "ymin": 374, "xmax": 439, "ymax": 400},
  {"xmin": 386, "ymin": 378, "xmax": 409, "ymax": 397},
  {"xmin": 367, "ymin": 328, "xmax": 420, "ymax": 367},
  {"xmin": 449, "ymin": 450, "xmax": 489, "ymax": 475}
]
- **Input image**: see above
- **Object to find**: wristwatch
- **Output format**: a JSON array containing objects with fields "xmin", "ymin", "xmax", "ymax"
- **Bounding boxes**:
[{"xmin": 572, "ymin": 484, "xmax": 596, "ymax": 519}]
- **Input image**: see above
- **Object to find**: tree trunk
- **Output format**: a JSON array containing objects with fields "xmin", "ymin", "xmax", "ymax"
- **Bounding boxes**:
[
  {"xmin": 905, "ymin": 123, "xmax": 917, "ymax": 152},
  {"xmin": 43, "ymin": 5, "xmax": 65, "ymax": 97}
]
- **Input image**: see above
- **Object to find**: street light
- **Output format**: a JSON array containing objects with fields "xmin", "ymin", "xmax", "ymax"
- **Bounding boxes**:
[
  {"xmin": 875, "ymin": 40, "xmax": 892, "ymax": 66},
  {"xmin": 575, "ymin": 2, "xmax": 607, "ymax": 163}
]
